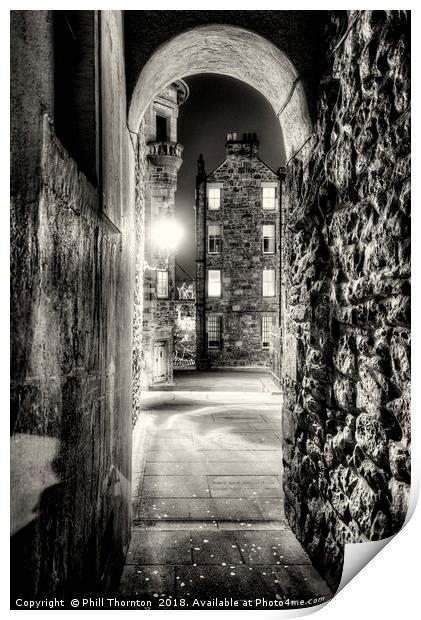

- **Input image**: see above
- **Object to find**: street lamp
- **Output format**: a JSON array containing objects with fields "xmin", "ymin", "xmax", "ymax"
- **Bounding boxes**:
[{"xmin": 150, "ymin": 217, "xmax": 184, "ymax": 264}]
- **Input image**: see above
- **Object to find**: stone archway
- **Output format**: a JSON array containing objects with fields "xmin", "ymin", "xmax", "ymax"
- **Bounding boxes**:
[
  {"xmin": 129, "ymin": 25, "xmax": 313, "ymax": 425},
  {"xmin": 127, "ymin": 25, "xmax": 312, "ymax": 160},
  {"xmin": 126, "ymin": 21, "xmax": 320, "ymax": 592}
]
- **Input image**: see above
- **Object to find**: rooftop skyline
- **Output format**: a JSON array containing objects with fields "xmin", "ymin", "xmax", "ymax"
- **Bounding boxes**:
[{"xmin": 175, "ymin": 73, "xmax": 285, "ymax": 278}]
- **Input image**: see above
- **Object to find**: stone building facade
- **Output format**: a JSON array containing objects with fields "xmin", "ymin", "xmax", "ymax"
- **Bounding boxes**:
[
  {"xmin": 141, "ymin": 81, "xmax": 188, "ymax": 387},
  {"xmin": 195, "ymin": 133, "xmax": 281, "ymax": 368}
]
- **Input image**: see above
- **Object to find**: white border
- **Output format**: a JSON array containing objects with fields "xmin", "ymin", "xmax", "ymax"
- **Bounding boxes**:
[{"xmin": 3, "ymin": 3, "xmax": 418, "ymax": 619}]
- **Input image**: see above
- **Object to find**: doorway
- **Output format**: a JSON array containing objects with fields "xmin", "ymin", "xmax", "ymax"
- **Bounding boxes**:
[{"xmin": 153, "ymin": 341, "xmax": 168, "ymax": 383}]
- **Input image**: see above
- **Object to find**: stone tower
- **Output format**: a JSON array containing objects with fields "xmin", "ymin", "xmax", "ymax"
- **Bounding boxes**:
[
  {"xmin": 195, "ymin": 132, "xmax": 282, "ymax": 370},
  {"xmin": 142, "ymin": 80, "xmax": 189, "ymax": 387}
]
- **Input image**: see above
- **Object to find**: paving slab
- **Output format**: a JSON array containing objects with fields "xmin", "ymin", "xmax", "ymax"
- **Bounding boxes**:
[
  {"xmin": 119, "ymin": 564, "xmax": 176, "ymax": 599},
  {"xmin": 141, "ymin": 475, "xmax": 211, "ymax": 498},
  {"xmin": 125, "ymin": 530, "xmax": 192, "ymax": 565},
  {"xmin": 133, "ymin": 497, "xmax": 266, "ymax": 522},
  {"xmin": 211, "ymin": 413, "xmax": 267, "ymax": 423},
  {"xmin": 194, "ymin": 431, "xmax": 282, "ymax": 451},
  {"xmin": 207, "ymin": 475, "xmax": 283, "ymax": 498},
  {"xmin": 190, "ymin": 531, "xmax": 243, "ymax": 565},
  {"xmin": 145, "ymin": 461, "xmax": 281, "ymax": 476},
  {"xmin": 134, "ymin": 520, "xmax": 219, "ymax": 531},
  {"xmin": 145, "ymin": 450, "xmax": 279, "ymax": 463},
  {"xmin": 148, "ymin": 436, "xmax": 195, "ymax": 451},
  {"xmin": 233, "ymin": 530, "xmax": 312, "ymax": 565},
  {"xmin": 265, "ymin": 564, "xmax": 333, "ymax": 599},
  {"xmin": 252, "ymin": 497, "xmax": 287, "ymax": 521},
  {"xmin": 218, "ymin": 520, "xmax": 290, "ymax": 531},
  {"xmin": 175, "ymin": 564, "xmax": 265, "ymax": 601},
  {"xmin": 172, "ymin": 369, "xmax": 275, "ymax": 392}
]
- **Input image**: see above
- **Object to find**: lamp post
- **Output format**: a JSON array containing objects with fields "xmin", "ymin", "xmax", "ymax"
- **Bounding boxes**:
[{"xmin": 150, "ymin": 217, "xmax": 184, "ymax": 266}]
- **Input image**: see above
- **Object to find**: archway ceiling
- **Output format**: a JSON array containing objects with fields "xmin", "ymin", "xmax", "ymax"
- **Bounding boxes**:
[{"xmin": 125, "ymin": 11, "xmax": 328, "ymax": 159}]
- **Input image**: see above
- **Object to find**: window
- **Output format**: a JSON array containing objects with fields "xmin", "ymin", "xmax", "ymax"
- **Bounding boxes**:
[
  {"xmin": 208, "ymin": 187, "xmax": 221, "ymax": 210},
  {"xmin": 208, "ymin": 270, "xmax": 221, "ymax": 297},
  {"xmin": 208, "ymin": 225, "xmax": 221, "ymax": 254},
  {"xmin": 262, "ymin": 186, "xmax": 276, "ymax": 210},
  {"xmin": 207, "ymin": 315, "xmax": 222, "ymax": 349},
  {"xmin": 262, "ymin": 316, "xmax": 273, "ymax": 349},
  {"xmin": 262, "ymin": 224, "xmax": 275, "ymax": 254},
  {"xmin": 263, "ymin": 269, "xmax": 275, "ymax": 297},
  {"xmin": 156, "ymin": 115, "xmax": 168, "ymax": 142},
  {"xmin": 157, "ymin": 270, "xmax": 169, "ymax": 298},
  {"xmin": 53, "ymin": 11, "xmax": 97, "ymax": 184}
]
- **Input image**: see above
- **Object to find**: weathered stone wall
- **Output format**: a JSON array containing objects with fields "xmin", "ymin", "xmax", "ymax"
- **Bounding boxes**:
[
  {"xmin": 132, "ymin": 123, "xmax": 147, "ymax": 426},
  {"xmin": 11, "ymin": 10, "xmax": 136, "ymax": 599},
  {"xmin": 281, "ymin": 10, "xmax": 410, "ymax": 590},
  {"xmin": 196, "ymin": 139, "xmax": 281, "ymax": 367}
]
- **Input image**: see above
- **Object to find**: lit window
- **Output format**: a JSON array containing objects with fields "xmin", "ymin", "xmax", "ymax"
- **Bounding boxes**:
[
  {"xmin": 263, "ymin": 269, "xmax": 275, "ymax": 297},
  {"xmin": 208, "ymin": 187, "xmax": 221, "ymax": 210},
  {"xmin": 157, "ymin": 270, "xmax": 169, "ymax": 298},
  {"xmin": 262, "ymin": 224, "xmax": 275, "ymax": 254},
  {"xmin": 208, "ymin": 270, "xmax": 221, "ymax": 297},
  {"xmin": 207, "ymin": 315, "xmax": 222, "ymax": 349},
  {"xmin": 262, "ymin": 186, "xmax": 276, "ymax": 210},
  {"xmin": 262, "ymin": 316, "xmax": 273, "ymax": 349},
  {"xmin": 208, "ymin": 225, "xmax": 221, "ymax": 254}
]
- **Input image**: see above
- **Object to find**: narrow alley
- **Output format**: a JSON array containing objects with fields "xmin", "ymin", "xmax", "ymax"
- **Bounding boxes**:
[
  {"xmin": 119, "ymin": 370, "xmax": 332, "ymax": 607},
  {"xmin": 11, "ymin": 10, "xmax": 410, "ymax": 606}
]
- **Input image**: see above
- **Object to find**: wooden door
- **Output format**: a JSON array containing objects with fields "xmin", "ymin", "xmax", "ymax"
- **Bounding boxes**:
[{"xmin": 153, "ymin": 341, "xmax": 167, "ymax": 383}]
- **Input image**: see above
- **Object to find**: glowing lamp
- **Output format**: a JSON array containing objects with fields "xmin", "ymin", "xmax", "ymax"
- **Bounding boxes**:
[{"xmin": 150, "ymin": 218, "xmax": 184, "ymax": 254}]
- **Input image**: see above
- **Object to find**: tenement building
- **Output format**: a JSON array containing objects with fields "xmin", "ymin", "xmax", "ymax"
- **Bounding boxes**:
[
  {"xmin": 141, "ymin": 81, "xmax": 189, "ymax": 386},
  {"xmin": 195, "ymin": 132, "xmax": 281, "ymax": 368}
]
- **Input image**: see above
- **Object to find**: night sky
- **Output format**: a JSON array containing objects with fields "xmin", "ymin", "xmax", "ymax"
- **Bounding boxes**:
[{"xmin": 175, "ymin": 74, "xmax": 285, "ymax": 279}]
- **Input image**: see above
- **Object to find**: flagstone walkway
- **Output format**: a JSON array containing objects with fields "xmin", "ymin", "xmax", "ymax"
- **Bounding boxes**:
[{"xmin": 119, "ymin": 372, "xmax": 332, "ymax": 608}]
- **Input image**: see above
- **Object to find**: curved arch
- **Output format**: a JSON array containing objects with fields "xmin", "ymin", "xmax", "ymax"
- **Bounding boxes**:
[{"xmin": 128, "ymin": 24, "xmax": 312, "ymax": 160}]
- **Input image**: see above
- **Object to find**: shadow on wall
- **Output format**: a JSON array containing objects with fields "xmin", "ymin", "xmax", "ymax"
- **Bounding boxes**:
[{"xmin": 11, "ymin": 432, "xmax": 130, "ymax": 600}]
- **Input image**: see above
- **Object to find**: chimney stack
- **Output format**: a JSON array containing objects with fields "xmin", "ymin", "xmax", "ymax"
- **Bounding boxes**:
[
  {"xmin": 197, "ymin": 153, "xmax": 206, "ymax": 182},
  {"xmin": 225, "ymin": 131, "xmax": 259, "ymax": 157}
]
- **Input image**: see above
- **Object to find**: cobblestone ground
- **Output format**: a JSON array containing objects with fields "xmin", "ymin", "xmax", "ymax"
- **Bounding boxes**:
[{"xmin": 119, "ymin": 372, "xmax": 332, "ymax": 608}]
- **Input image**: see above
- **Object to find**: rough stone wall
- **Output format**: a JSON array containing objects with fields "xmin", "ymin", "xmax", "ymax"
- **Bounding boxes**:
[
  {"xmin": 132, "ymin": 123, "xmax": 147, "ymax": 426},
  {"xmin": 196, "ymin": 140, "xmax": 280, "ymax": 367},
  {"xmin": 281, "ymin": 10, "xmax": 410, "ymax": 591},
  {"xmin": 11, "ymin": 10, "xmax": 135, "ymax": 599}
]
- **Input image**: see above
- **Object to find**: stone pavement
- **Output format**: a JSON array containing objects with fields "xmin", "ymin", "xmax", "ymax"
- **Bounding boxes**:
[
  {"xmin": 119, "ymin": 372, "xmax": 332, "ymax": 608},
  {"xmin": 151, "ymin": 368, "xmax": 281, "ymax": 393}
]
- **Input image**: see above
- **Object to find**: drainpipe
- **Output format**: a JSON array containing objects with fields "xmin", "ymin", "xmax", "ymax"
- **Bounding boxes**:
[
  {"xmin": 203, "ymin": 178, "xmax": 207, "ymax": 368},
  {"xmin": 196, "ymin": 154, "xmax": 207, "ymax": 369}
]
